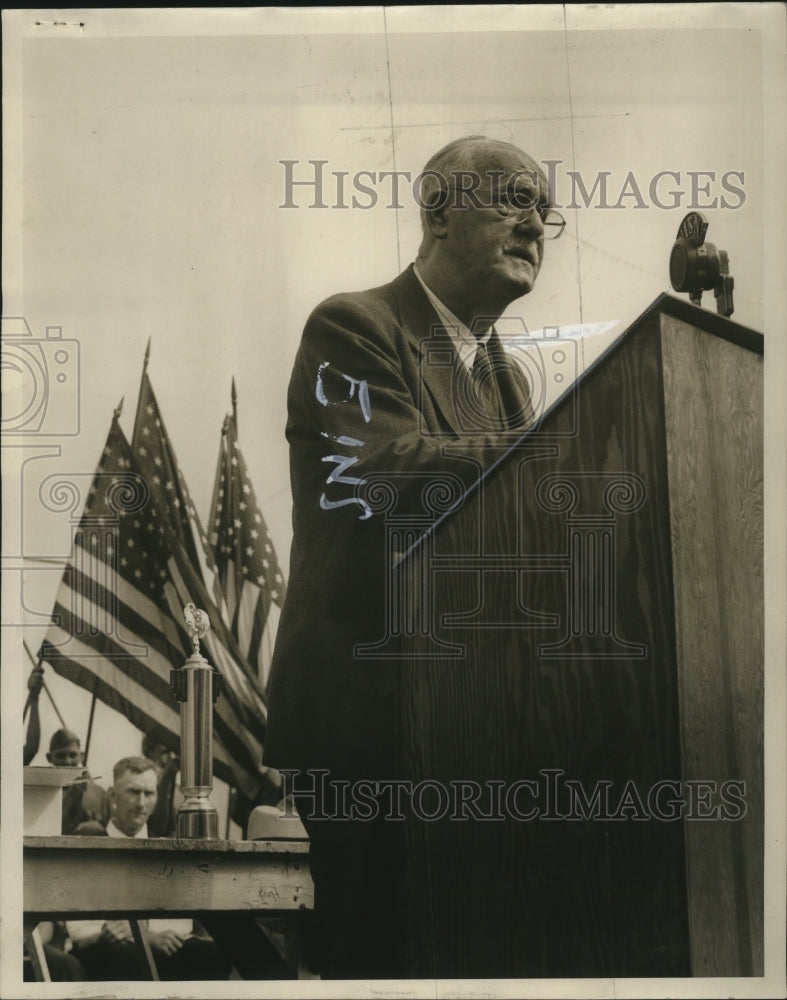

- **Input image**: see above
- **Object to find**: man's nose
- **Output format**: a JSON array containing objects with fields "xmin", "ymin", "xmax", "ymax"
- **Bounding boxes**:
[{"xmin": 515, "ymin": 208, "xmax": 544, "ymax": 237}]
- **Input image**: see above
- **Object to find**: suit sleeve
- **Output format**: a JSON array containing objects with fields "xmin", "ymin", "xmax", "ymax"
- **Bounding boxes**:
[{"xmin": 287, "ymin": 294, "xmax": 524, "ymax": 524}]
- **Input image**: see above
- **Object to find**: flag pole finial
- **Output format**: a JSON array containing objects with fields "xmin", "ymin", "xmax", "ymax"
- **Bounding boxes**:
[
  {"xmin": 231, "ymin": 377, "xmax": 238, "ymax": 432},
  {"xmin": 143, "ymin": 338, "xmax": 151, "ymax": 372},
  {"xmin": 114, "ymin": 396, "xmax": 125, "ymax": 421}
]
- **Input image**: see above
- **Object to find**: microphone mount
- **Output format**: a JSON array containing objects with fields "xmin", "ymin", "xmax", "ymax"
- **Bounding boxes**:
[{"xmin": 669, "ymin": 211, "xmax": 734, "ymax": 317}]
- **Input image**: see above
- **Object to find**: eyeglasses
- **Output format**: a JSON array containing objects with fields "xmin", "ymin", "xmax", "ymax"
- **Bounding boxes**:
[
  {"xmin": 426, "ymin": 181, "xmax": 567, "ymax": 240},
  {"xmin": 477, "ymin": 188, "xmax": 566, "ymax": 239},
  {"xmin": 438, "ymin": 185, "xmax": 566, "ymax": 240}
]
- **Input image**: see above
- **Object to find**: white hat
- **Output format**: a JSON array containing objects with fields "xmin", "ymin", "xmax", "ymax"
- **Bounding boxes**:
[{"xmin": 247, "ymin": 804, "xmax": 308, "ymax": 841}]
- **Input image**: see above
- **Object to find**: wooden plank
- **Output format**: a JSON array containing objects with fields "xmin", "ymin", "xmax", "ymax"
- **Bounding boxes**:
[
  {"xmin": 24, "ymin": 926, "xmax": 51, "ymax": 983},
  {"xmin": 24, "ymin": 835, "xmax": 310, "ymax": 855},
  {"xmin": 24, "ymin": 837, "xmax": 313, "ymax": 917},
  {"xmin": 660, "ymin": 314, "xmax": 764, "ymax": 976},
  {"xmin": 129, "ymin": 920, "xmax": 159, "ymax": 981}
]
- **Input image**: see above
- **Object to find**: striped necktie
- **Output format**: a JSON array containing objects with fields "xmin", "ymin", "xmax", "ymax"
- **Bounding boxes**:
[
  {"xmin": 472, "ymin": 339, "xmax": 493, "ymax": 388},
  {"xmin": 471, "ymin": 337, "xmax": 505, "ymax": 425}
]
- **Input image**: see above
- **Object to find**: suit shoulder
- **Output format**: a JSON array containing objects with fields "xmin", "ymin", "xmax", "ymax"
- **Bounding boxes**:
[{"xmin": 306, "ymin": 279, "xmax": 399, "ymax": 330}]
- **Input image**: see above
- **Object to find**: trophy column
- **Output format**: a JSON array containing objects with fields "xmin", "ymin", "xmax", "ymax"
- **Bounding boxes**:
[{"xmin": 171, "ymin": 603, "xmax": 221, "ymax": 838}]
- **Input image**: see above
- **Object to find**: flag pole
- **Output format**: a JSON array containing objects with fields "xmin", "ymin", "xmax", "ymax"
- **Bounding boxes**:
[
  {"xmin": 231, "ymin": 377, "xmax": 238, "ymax": 434},
  {"xmin": 264, "ymin": 625, "xmax": 273, "ymax": 688},
  {"xmin": 225, "ymin": 786, "xmax": 233, "ymax": 839},
  {"xmin": 24, "ymin": 641, "xmax": 67, "ymax": 728},
  {"xmin": 131, "ymin": 340, "xmax": 150, "ymax": 443},
  {"xmin": 83, "ymin": 693, "xmax": 98, "ymax": 766}
]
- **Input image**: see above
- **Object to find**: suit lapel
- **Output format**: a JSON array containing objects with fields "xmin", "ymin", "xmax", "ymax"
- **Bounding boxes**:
[
  {"xmin": 390, "ymin": 266, "xmax": 534, "ymax": 432},
  {"xmin": 391, "ymin": 266, "xmax": 470, "ymax": 434}
]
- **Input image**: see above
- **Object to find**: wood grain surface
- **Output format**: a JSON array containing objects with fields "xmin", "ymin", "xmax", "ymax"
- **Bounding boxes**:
[
  {"xmin": 395, "ymin": 304, "xmax": 763, "ymax": 978},
  {"xmin": 661, "ymin": 313, "xmax": 764, "ymax": 976},
  {"xmin": 24, "ymin": 836, "xmax": 313, "ymax": 916}
]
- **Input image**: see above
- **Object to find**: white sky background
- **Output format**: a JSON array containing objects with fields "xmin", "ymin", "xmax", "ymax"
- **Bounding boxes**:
[{"xmin": 2, "ymin": 5, "xmax": 786, "ymax": 999}]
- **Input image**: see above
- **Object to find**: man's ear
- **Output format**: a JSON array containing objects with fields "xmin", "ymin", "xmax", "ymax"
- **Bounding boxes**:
[
  {"xmin": 423, "ymin": 204, "xmax": 450, "ymax": 241},
  {"xmin": 107, "ymin": 786, "xmax": 117, "ymax": 811}
]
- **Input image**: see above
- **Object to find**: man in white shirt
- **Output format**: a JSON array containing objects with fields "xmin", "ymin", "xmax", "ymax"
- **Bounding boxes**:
[{"xmin": 67, "ymin": 756, "xmax": 230, "ymax": 981}]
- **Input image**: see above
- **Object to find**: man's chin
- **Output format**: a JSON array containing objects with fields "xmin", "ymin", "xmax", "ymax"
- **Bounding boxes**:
[
  {"xmin": 502, "ymin": 269, "xmax": 536, "ymax": 298},
  {"xmin": 502, "ymin": 256, "xmax": 539, "ymax": 291}
]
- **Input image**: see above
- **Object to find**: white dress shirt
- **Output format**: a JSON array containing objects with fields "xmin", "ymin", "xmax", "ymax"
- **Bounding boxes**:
[{"xmin": 413, "ymin": 262, "xmax": 492, "ymax": 371}]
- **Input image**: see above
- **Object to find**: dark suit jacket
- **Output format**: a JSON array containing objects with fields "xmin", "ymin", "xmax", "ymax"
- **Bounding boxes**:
[{"xmin": 264, "ymin": 265, "xmax": 532, "ymax": 780}]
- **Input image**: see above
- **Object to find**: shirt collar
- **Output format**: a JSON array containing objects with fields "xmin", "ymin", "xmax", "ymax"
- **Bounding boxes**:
[
  {"xmin": 106, "ymin": 818, "xmax": 148, "ymax": 839},
  {"xmin": 413, "ymin": 261, "xmax": 492, "ymax": 372}
]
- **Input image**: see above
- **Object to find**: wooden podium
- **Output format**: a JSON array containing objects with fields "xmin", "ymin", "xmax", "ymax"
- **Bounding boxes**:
[{"xmin": 393, "ymin": 294, "xmax": 763, "ymax": 978}]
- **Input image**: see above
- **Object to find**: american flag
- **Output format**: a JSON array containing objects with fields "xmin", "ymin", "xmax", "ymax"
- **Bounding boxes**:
[
  {"xmin": 39, "ymin": 414, "xmax": 264, "ymax": 796},
  {"xmin": 129, "ymin": 368, "xmax": 270, "ymax": 796},
  {"xmin": 132, "ymin": 362, "xmax": 224, "ymax": 612},
  {"xmin": 209, "ymin": 404, "xmax": 286, "ymax": 689}
]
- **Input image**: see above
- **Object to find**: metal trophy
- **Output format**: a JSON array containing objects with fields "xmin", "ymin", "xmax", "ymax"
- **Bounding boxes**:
[{"xmin": 170, "ymin": 603, "xmax": 222, "ymax": 838}]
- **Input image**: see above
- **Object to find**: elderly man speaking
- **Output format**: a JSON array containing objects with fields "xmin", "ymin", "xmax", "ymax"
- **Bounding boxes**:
[{"xmin": 264, "ymin": 136, "xmax": 564, "ymax": 979}]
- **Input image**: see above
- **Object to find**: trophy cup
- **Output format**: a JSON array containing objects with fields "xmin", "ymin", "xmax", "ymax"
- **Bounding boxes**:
[{"xmin": 170, "ymin": 603, "xmax": 221, "ymax": 838}]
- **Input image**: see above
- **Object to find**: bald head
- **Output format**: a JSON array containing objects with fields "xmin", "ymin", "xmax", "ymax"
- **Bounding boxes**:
[{"xmin": 417, "ymin": 136, "xmax": 547, "ymax": 248}]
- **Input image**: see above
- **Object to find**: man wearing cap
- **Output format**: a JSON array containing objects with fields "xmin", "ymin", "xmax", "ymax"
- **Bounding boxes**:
[{"xmin": 46, "ymin": 728, "xmax": 110, "ymax": 835}]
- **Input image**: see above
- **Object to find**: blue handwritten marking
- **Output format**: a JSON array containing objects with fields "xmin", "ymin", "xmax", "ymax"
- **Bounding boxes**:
[
  {"xmin": 321, "ymin": 454, "xmax": 365, "ymax": 486},
  {"xmin": 319, "ymin": 493, "xmax": 372, "ymax": 520},
  {"xmin": 320, "ymin": 431, "xmax": 365, "ymax": 448},
  {"xmin": 315, "ymin": 362, "xmax": 371, "ymax": 423},
  {"xmin": 316, "ymin": 363, "xmax": 372, "ymax": 520}
]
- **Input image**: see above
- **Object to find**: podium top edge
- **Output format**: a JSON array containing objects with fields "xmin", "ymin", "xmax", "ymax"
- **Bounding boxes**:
[{"xmin": 649, "ymin": 293, "xmax": 763, "ymax": 356}]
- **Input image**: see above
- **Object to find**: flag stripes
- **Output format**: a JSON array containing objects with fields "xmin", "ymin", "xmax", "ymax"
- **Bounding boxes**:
[
  {"xmin": 57, "ymin": 562, "xmax": 182, "ymax": 664},
  {"xmin": 133, "ymin": 369, "xmax": 225, "ymax": 613},
  {"xmin": 47, "ymin": 601, "xmax": 175, "ymax": 702},
  {"xmin": 40, "ymin": 415, "xmax": 267, "ymax": 799},
  {"xmin": 129, "ymin": 373, "xmax": 270, "ymax": 790},
  {"xmin": 163, "ymin": 546, "xmax": 268, "ymax": 725},
  {"xmin": 210, "ymin": 411, "xmax": 286, "ymax": 689},
  {"xmin": 40, "ymin": 629, "xmax": 238, "ymax": 787}
]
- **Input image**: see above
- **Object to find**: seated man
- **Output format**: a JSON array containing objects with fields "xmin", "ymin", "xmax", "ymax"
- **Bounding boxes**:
[
  {"xmin": 46, "ymin": 728, "xmax": 110, "ymax": 835},
  {"xmin": 66, "ymin": 756, "xmax": 231, "ymax": 981}
]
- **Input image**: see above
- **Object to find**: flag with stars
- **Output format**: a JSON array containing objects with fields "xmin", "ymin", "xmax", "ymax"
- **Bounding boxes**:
[
  {"xmin": 40, "ymin": 414, "xmax": 267, "ymax": 798},
  {"xmin": 130, "ymin": 365, "xmax": 271, "ymax": 791},
  {"xmin": 132, "ymin": 365, "xmax": 224, "ymax": 612},
  {"xmin": 209, "ymin": 408, "xmax": 286, "ymax": 689}
]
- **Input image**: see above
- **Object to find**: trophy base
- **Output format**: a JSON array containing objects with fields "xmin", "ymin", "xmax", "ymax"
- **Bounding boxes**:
[{"xmin": 176, "ymin": 803, "xmax": 219, "ymax": 839}]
